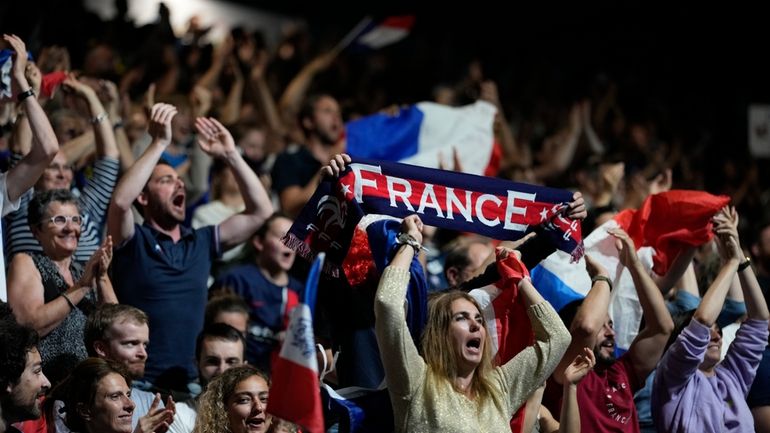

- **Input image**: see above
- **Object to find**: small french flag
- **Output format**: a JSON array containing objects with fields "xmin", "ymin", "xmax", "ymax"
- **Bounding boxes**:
[
  {"xmin": 267, "ymin": 253, "xmax": 326, "ymax": 433},
  {"xmin": 351, "ymin": 16, "xmax": 415, "ymax": 50}
]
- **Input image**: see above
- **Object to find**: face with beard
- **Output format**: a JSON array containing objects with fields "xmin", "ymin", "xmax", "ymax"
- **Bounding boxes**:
[
  {"xmin": 138, "ymin": 164, "xmax": 186, "ymax": 228},
  {"xmin": 307, "ymin": 96, "xmax": 342, "ymax": 146},
  {"xmin": 4, "ymin": 348, "xmax": 50, "ymax": 422},
  {"xmin": 593, "ymin": 317, "xmax": 617, "ymax": 367}
]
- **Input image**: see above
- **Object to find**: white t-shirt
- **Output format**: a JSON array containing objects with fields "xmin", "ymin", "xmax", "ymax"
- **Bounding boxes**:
[{"xmin": 0, "ymin": 172, "xmax": 22, "ymax": 301}]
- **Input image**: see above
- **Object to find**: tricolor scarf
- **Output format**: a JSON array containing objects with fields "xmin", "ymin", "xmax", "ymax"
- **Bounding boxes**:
[{"xmin": 284, "ymin": 158, "xmax": 583, "ymax": 277}]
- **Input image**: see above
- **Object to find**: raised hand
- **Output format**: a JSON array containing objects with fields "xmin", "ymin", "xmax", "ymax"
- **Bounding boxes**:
[
  {"xmin": 3, "ymin": 34, "xmax": 30, "ymax": 96},
  {"xmin": 134, "ymin": 393, "xmax": 175, "ymax": 433},
  {"xmin": 607, "ymin": 227, "xmax": 639, "ymax": 268},
  {"xmin": 321, "ymin": 153, "xmax": 351, "ymax": 178},
  {"xmin": 96, "ymin": 236, "xmax": 113, "ymax": 277},
  {"xmin": 401, "ymin": 214, "xmax": 424, "ymax": 245},
  {"xmin": 584, "ymin": 253, "xmax": 609, "ymax": 280},
  {"xmin": 148, "ymin": 103, "xmax": 178, "ymax": 146},
  {"xmin": 713, "ymin": 206, "xmax": 742, "ymax": 263},
  {"xmin": 564, "ymin": 347, "xmax": 596, "ymax": 385},
  {"xmin": 194, "ymin": 117, "xmax": 236, "ymax": 158},
  {"xmin": 566, "ymin": 191, "xmax": 587, "ymax": 220}
]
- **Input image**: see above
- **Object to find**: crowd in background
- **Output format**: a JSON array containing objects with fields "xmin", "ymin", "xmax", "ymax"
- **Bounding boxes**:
[{"xmin": 2, "ymin": 2, "xmax": 770, "ymax": 433}]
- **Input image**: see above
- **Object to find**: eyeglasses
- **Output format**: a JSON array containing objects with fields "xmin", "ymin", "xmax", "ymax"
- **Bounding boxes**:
[{"xmin": 46, "ymin": 215, "xmax": 83, "ymax": 227}]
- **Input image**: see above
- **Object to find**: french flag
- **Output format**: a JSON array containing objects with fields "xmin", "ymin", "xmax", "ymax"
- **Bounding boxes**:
[
  {"xmin": 530, "ymin": 190, "xmax": 729, "ymax": 352},
  {"xmin": 267, "ymin": 253, "xmax": 325, "ymax": 433},
  {"xmin": 349, "ymin": 16, "xmax": 415, "ymax": 50},
  {"xmin": 345, "ymin": 100, "xmax": 499, "ymax": 176}
]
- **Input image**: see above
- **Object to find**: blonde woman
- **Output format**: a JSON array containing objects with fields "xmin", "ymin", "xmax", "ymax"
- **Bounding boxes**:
[{"xmin": 374, "ymin": 214, "xmax": 571, "ymax": 433}]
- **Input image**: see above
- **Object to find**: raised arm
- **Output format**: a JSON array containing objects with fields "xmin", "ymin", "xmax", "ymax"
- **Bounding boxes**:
[
  {"xmin": 553, "ymin": 253, "xmax": 611, "ymax": 385},
  {"xmin": 498, "ymin": 274, "xmax": 571, "ymax": 414},
  {"xmin": 108, "ymin": 103, "xmax": 177, "ymax": 245},
  {"xmin": 61, "ymin": 76, "xmax": 119, "ymax": 160},
  {"xmin": 373, "ymin": 214, "xmax": 426, "ymax": 397},
  {"xmin": 3, "ymin": 34, "xmax": 58, "ymax": 202},
  {"xmin": 557, "ymin": 348, "xmax": 596, "ymax": 433},
  {"xmin": 714, "ymin": 207, "xmax": 769, "ymax": 320},
  {"xmin": 194, "ymin": 117, "xmax": 273, "ymax": 250},
  {"xmin": 613, "ymin": 227, "xmax": 674, "ymax": 382},
  {"xmin": 278, "ymin": 50, "xmax": 337, "ymax": 124}
]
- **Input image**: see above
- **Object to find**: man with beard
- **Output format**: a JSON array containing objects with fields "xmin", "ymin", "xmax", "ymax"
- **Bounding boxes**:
[
  {"xmin": 84, "ymin": 305, "xmax": 175, "ymax": 429},
  {"xmin": 544, "ymin": 228, "xmax": 674, "ymax": 433},
  {"xmin": 0, "ymin": 305, "xmax": 51, "ymax": 433},
  {"xmin": 271, "ymin": 94, "xmax": 345, "ymax": 218},
  {"xmin": 108, "ymin": 104, "xmax": 273, "ymax": 394}
]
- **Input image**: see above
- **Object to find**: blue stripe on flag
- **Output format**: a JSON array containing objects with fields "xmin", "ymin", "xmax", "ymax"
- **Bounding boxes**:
[
  {"xmin": 345, "ymin": 106, "xmax": 423, "ymax": 160},
  {"xmin": 304, "ymin": 253, "xmax": 325, "ymax": 317},
  {"xmin": 530, "ymin": 264, "xmax": 585, "ymax": 312}
]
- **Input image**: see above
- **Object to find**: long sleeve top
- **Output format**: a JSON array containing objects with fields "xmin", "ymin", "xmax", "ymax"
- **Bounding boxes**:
[
  {"xmin": 652, "ymin": 318, "xmax": 770, "ymax": 433},
  {"xmin": 374, "ymin": 266, "xmax": 570, "ymax": 433}
]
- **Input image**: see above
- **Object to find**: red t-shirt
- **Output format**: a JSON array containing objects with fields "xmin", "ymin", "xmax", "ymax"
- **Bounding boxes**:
[{"xmin": 545, "ymin": 353, "xmax": 642, "ymax": 433}]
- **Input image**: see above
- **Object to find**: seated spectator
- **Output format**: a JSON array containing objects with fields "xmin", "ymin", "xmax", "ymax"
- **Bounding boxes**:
[
  {"xmin": 210, "ymin": 213, "xmax": 300, "ymax": 372},
  {"xmin": 193, "ymin": 366, "xmax": 271, "ymax": 433},
  {"xmin": 0, "ymin": 305, "xmax": 51, "ymax": 433},
  {"xmin": 7, "ymin": 189, "xmax": 116, "ymax": 385},
  {"xmin": 50, "ymin": 358, "xmax": 172, "ymax": 433},
  {"xmin": 652, "ymin": 207, "xmax": 770, "ymax": 433}
]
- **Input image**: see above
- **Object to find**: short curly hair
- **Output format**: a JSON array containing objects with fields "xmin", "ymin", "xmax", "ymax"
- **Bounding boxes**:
[
  {"xmin": 0, "ymin": 311, "xmax": 40, "ymax": 394},
  {"xmin": 27, "ymin": 188, "xmax": 80, "ymax": 230},
  {"xmin": 193, "ymin": 365, "xmax": 270, "ymax": 433}
]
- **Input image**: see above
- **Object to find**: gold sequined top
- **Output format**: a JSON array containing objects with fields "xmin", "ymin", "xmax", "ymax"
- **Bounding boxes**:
[{"xmin": 374, "ymin": 266, "xmax": 571, "ymax": 433}]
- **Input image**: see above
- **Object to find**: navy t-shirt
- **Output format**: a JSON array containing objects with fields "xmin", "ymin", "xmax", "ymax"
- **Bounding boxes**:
[
  {"xmin": 112, "ymin": 223, "xmax": 220, "ymax": 390},
  {"xmin": 270, "ymin": 145, "xmax": 321, "ymax": 195},
  {"xmin": 212, "ymin": 264, "xmax": 302, "ymax": 372}
]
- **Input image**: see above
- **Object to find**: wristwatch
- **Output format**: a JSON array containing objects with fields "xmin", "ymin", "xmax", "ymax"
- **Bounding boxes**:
[{"xmin": 396, "ymin": 232, "xmax": 422, "ymax": 253}]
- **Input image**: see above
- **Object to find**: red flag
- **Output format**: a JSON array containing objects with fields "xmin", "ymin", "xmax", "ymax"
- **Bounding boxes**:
[
  {"xmin": 472, "ymin": 250, "xmax": 534, "ymax": 433},
  {"xmin": 614, "ymin": 190, "xmax": 730, "ymax": 275}
]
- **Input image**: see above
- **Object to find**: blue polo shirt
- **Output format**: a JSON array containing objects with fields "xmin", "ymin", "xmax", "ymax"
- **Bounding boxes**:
[{"xmin": 112, "ymin": 223, "xmax": 221, "ymax": 390}]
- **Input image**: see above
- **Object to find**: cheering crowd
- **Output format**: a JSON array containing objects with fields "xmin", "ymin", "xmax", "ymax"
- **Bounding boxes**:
[{"xmin": 2, "ymin": 4, "xmax": 770, "ymax": 433}]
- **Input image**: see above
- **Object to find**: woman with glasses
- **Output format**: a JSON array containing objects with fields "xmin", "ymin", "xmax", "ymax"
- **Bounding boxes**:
[{"xmin": 7, "ymin": 189, "xmax": 117, "ymax": 385}]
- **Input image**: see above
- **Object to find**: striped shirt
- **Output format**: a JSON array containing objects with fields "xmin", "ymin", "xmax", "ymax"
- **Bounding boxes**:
[{"xmin": 4, "ymin": 157, "xmax": 120, "ymax": 263}]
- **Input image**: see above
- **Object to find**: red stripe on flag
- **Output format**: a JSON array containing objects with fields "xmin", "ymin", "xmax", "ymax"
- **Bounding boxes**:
[
  {"xmin": 267, "ymin": 357, "xmax": 324, "ymax": 433},
  {"xmin": 381, "ymin": 15, "xmax": 416, "ymax": 29}
]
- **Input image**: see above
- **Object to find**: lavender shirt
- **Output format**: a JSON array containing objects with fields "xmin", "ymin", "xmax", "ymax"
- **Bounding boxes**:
[{"xmin": 652, "ymin": 318, "xmax": 769, "ymax": 433}]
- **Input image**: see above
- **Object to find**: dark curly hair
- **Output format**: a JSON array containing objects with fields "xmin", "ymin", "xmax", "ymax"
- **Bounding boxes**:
[{"xmin": 0, "ymin": 311, "xmax": 40, "ymax": 394}]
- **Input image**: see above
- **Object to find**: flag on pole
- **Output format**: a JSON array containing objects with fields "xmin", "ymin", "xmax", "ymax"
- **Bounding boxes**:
[
  {"xmin": 336, "ymin": 15, "xmax": 415, "ymax": 52},
  {"xmin": 267, "ymin": 253, "xmax": 325, "ymax": 433}
]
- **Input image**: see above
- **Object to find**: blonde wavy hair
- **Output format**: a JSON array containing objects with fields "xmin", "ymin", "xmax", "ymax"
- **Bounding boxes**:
[
  {"xmin": 421, "ymin": 290, "xmax": 503, "ymax": 410},
  {"xmin": 193, "ymin": 365, "xmax": 271, "ymax": 433}
]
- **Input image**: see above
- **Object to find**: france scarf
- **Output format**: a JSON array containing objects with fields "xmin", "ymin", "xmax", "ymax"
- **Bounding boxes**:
[{"xmin": 284, "ymin": 158, "xmax": 583, "ymax": 277}]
